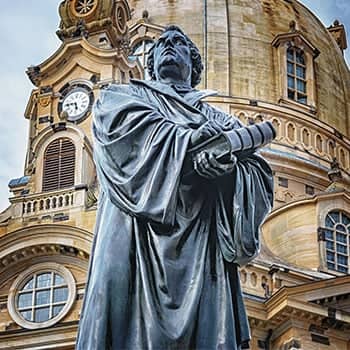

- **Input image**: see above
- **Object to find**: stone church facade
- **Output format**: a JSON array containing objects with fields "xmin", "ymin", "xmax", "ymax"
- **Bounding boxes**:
[{"xmin": 0, "ymin": 0, "xmax": 349, "ymax": 349}]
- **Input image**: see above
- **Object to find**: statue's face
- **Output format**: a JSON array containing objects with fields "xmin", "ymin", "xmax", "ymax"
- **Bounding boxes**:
[{"xmin": 153, "ymin": 30, "xmax": 192, "ymax": 85}]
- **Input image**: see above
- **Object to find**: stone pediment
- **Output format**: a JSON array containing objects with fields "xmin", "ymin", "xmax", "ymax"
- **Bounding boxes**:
[
  {"xmin": 272, "ymin": 30, "xmax": 320, "ymax": 58},
  {"xmin": 129, "ymin": 18, "xmax": 164, "ymax": 47}
]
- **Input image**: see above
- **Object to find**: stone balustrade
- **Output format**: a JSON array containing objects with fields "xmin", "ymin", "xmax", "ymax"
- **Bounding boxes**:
[
  {"xmin": 22, "ymin": 191, "xmax": 75, "ymax": 216},
  {"xmin": 207, "ymin": 96, "xmax": 350, "ymax": 174},
  {"xmin": 232, "ymin": 108, "xmax": 350, "ymax": 172},
  {"xmin": 9, "ymin": 187, "xmax": 88, "ymax": 219}
]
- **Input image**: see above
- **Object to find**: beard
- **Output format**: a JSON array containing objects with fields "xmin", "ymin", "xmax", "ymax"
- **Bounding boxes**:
[
  {"xmin": 157, "ymin": 64, "xmax": 180, "ymax": 80},
  {"xmin": 158, "ymin": 53, "xmax": 179, "ymax": 67}
]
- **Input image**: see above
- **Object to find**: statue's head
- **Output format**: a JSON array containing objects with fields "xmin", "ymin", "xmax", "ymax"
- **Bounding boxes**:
[{"xmin": 147, "ymin": 25, "xmax": 203, "ymax": 88}]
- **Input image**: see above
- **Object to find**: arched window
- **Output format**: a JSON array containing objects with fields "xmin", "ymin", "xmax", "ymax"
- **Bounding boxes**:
[
  {"xmin": 42, "ymin": 138, "xmax": 75, "ymax": 192},
  {"xmin": 287, "ymin": 47, "xmax": 307, "ymax": 104},
  {"xmin": 323, "ymin": 211, "xmax": 350, "ymax": 273},
  {"xmin": 129, "ymin": 39, "xmax": 154, "ymax": 79}
]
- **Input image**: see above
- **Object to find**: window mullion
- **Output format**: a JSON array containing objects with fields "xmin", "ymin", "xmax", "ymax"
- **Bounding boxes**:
[
  {"xmin": 49, "ymin": 272, "xmax": 54, "ymax": 319},
  {"xmin": 335, "ymin": 227, "xmax": 339, "ymax": 270},
  {"xmin": 328, "ymin": 215, "xmax": 336, "ymax": 224},
  {"xmin": 142, "ymin": 41, "xmax": 146, "ymax": 68},
  {"xmin": 348, "ymin": 228, "xmax": 350, "ymax": 274},
  {"xmin": 332, "ymin": 228, "xmax": 336, "ymax": 269},
  {"xmin": 293, "ymin": 54, "xmax": 297, "ymax": 95},
  {"xmin": 31, "ymin": 274, "xmax": 36, "ymax": 322}
]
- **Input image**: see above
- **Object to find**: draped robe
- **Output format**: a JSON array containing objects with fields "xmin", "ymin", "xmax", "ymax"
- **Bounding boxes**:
[{"xmin": 76, "ymin": 79, "xmax": 274, "ymax": 350}]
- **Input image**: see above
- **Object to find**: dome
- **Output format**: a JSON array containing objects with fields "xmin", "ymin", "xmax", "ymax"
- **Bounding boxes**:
[
  {"xmin": 128, "ymin": 0, "xmax": 350, "ymax": 137},
  {"xmin": 125, "ymin": 0, "xmax": 350, "ymax": 280}
]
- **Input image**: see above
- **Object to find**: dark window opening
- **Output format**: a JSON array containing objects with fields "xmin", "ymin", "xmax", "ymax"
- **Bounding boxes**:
[
  {"xmin": 42, "ymin": 138, "xmax": 75, "ymax": 192},
  {"xmin": 305, "ymin": 185, "xmax": 315, "ymax": 195},
  {"xmin": 278, "ymin": 177, "xmax": 289, "ymax": 188}
]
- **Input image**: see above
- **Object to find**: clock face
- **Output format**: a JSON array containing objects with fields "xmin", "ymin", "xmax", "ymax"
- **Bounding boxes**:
[{"xmin": 58, "ymin": 85, "xmax": 94, "ymax": 123}]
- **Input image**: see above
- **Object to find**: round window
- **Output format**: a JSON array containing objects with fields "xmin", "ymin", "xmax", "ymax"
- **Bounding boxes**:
[
  {"xmin": 8, "ymin": 263, "xmax": 76, "ymax": 329},
  {"xmin": 72, "ymin": 0, "xmax": 98, "ymax": 17}
]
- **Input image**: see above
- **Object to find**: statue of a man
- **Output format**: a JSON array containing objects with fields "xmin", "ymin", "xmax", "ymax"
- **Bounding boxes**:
[{"xmin": 77, "ymin": 25, "xmax": 274, "ymax": 350}]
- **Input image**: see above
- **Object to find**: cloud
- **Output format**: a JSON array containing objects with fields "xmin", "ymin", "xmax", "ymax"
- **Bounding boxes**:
[
  {"xmin": 299, "ymin": 0, "xmax": 350, "ymax": 64},
  {"xmin": 0, "ymin": 1, "xmax": 61, "ymax": 210},
  {"xmin": 335, "ymin": 0, "xmax": 350, "ymax": 16}
]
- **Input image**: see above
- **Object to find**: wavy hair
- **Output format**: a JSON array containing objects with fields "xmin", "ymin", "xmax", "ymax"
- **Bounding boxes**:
[{"xmin": 147, "ymin": 25, "xmax": 203, "ymax": 88}]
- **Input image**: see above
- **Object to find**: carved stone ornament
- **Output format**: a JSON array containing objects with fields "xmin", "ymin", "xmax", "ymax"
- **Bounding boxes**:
[
  {"xmin": 38, "ymin": 96, "xmax": 51, "ymax": 108},
  {"xmin": 57, "ymin": 0, "xmax": 131, "ymax": 44},
  {"xmin": 71, "ymin": 0, "xmax": 98, "ymax": 18}
]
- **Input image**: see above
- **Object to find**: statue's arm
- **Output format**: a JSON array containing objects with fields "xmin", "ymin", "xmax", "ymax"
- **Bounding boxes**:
[
  {"xmin": 189, "ymin": 104, "xmax": 274, "ymax": 265},
  {"xmin": 93, "ymin": 85, "xmax": 194, "ymax": 225},
  {"xmin": 188, "ymin": 103, "xmax": 275, "ymax": 180},
  {"xmin": 191, "ymin": 121, "xmax": 275, "ymax": 178}
]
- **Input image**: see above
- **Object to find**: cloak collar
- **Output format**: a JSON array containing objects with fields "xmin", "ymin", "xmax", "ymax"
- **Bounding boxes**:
[{"xmin": 130, "ymin": 79, "xmax": 217, "ymax": 111}]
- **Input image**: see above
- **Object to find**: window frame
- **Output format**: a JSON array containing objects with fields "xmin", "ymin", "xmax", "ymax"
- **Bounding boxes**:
[
  {"xmin": 272, "ymin": 32, "xmax": 319, "ymax": 113},
  {"xmin": 8, "ymin": 263, "xmax": 76, "ymax": 329},
  {"xmin": 129, "ymin": 38, "xmax": 154, "ymax": 80},
  {"xmin": 286, "ymin": 47, "xmax": 307, "ymax": 104},
  {"xmin": 42, "ymin": 137, "xmax": 76, "ymax": 192}
]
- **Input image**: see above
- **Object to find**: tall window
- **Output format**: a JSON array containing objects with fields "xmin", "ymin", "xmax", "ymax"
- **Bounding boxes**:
[
  {"xmin": 129, "ymin": 39, "xmax": 154, "ymax": 79},
  {"xmin": 42, "ymin": 138, "xmax": 75, "ymax": 192},
  {"xmin": 323, "ymin": 211, "xmax": 350, "ymax": 273},
  {"xmin": 287, "ymin": 47, "xmax": 307, "ymax": 104}
]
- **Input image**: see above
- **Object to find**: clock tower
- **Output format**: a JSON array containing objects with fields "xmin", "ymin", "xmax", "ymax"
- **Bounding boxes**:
[
  {"xmin": 0, "ymin": 1, "xmax": 141, "ymax": 348},
  {"xmin": 23, "ymin": 0, "xmax": 142, "ymax": 196}
]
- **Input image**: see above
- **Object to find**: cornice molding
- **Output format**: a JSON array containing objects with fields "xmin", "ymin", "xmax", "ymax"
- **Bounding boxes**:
[
  {"xmin": 266, "ymin": 190, "xmax": 350, "ymax": 220},
  {"xmin": 27, "ymin": 38, "xmax": 138, "ymax": 87},
  {"xmin": 0, "ymin": 224, "xmax": 93, "ymax": 260}
]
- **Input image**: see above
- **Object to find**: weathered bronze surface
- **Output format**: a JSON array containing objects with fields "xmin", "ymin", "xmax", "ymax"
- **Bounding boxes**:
[{"xmin": 76, "ymin": 25, "xmax": 274, "ymax": 350}]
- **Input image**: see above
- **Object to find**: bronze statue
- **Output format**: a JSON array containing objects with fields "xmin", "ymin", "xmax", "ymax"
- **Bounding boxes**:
[{"xmin": 76, "ymin": 25, "xmax": 274, "ymax": 350}]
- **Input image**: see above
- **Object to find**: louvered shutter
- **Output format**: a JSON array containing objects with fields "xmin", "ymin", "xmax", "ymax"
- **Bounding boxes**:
[{"xmin": 42, "ymin": 138, "xmax": 75, "ymax": 192}]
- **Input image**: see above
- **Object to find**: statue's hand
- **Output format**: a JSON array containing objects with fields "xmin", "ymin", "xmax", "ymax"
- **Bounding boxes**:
[
  {"xmin": 193, "ymin": 150, "xmax": 236, "ymax": 179},
  {"xmin": 190, "ymin": 121, "xmax": 222, "ymax": 147}
]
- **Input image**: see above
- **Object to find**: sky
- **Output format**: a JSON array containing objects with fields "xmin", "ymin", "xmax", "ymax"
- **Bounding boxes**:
[{"xmin": 0, "ymin": 0, "xmax": 349, "ymax": 212}]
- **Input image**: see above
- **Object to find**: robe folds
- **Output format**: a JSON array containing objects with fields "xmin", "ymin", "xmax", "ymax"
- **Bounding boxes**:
[{"xmin": 76, "ymin": 79, "xmax": 274, "ymax": 350}]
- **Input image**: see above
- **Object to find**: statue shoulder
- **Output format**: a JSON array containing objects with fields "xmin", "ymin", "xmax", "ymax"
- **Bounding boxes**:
[
  {"xmin": 101, "ymin": 83, "xmax": 133, "ymax": 95},
  {"xmin": 97, "ymin": 83, "xmax": 142, "ymax": 106}
]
